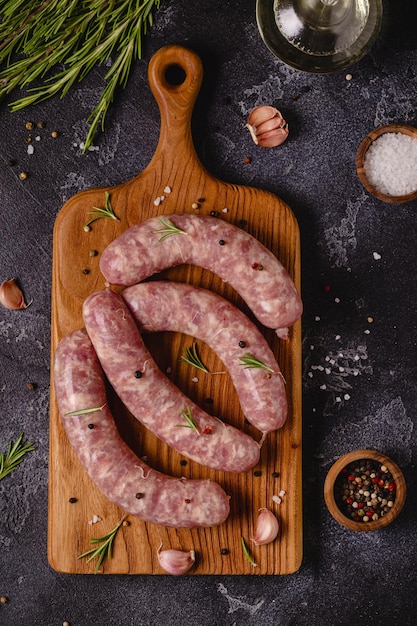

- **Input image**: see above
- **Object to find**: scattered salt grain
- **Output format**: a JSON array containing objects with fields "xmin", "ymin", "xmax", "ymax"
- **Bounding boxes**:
[
  {"xmin": 154, "ymin": 197, "xmax": 161, "ymax": 206},
  {"xmin": 192, "ymin": 377, "xmax": 199, "ymax": 383},
  {"xmin": 88, "ymin": 515, "xmax": 101, "ymax": 525},
  {"xmin": 164, "ymin": 186, "xmax": 172, "ymax": 194},
  {"xmin": 373, "ymin": 252, "xmax": 381, "ymax": 260},
  {"xmin": 27, "ymin": 144, "xmax": 34, "ymax": 155},
  {"xmin": 272, "ymin": 495, "xmax": 282, "ymax": 504},
  {"xmin": 364, "ymin": 132, "xmax": 417, "ymax": 196}
]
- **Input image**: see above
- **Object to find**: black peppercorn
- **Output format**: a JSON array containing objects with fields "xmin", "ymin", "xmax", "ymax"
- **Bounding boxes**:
[
  {"xmin": 220, "ymin": 548, "xmax": 229, "ymax": 555},
  {"xmin": 136, "ymin": 492, "xmax": 144, "ymax": 499},
  {"xmin": 68, "ymin": 497, "xmax": 77, "ymax": 503},
  {"xmin": 180, "ymin": 460, "xmax": 187, "ymax": 466},
  {"xmin": 87, "ymin": 423, "xmax": 94, "ymax": 429},
  {"xmin": 253, "ymin": 470, "xmax": 262, "ymax": 477},
  {"xmin": 134, "ymin": 370, "xmax": 143, "ymax": 378},
  {"xmin": 238, "ymin": 340, "xmax": 246, "ymax": 348},
  {"xmin": 219, "ymin": 239, "xmax": 225, "ymax": 246}
]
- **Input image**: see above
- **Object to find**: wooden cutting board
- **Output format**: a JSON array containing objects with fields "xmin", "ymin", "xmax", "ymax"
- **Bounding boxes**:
[{"xmin": 48, "ymin": 45, "xmax": 302, "ymax": 575}]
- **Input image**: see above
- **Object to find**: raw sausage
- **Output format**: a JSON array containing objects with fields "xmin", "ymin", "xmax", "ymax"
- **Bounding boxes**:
[
  {"xmin": 122, "ymin": 280, "xmax": 287, "ymax": 434},
  {"xmin": 82, "ymin": 289, "xmax": 261, "ymax": 472},
  {"xmin": 99, "ymin": 213, "xmax": 302, "ymax": 338},
  {"xmin": 54, "ymin": 329, "xmax": 230, "ymax": 528}
]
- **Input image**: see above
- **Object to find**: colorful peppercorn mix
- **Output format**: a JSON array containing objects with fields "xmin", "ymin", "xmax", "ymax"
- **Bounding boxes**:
[{"xmin": 335, "ymin": 459, "xmax": 396, "ymax": 523}]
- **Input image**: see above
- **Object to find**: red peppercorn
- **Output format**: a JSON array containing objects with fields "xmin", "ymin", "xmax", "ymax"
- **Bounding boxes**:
[
  {"xmin": 388, "ymin": 483, "xmax": 396, "ymax": 491},
  {"xmin": 346, "ymin": 497, "xmax": 353, "ymax": 505}
]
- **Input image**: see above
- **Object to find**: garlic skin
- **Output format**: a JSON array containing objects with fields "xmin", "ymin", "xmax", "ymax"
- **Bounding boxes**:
[
  {"xmin": 246, "ymin": 106, "xmax": 288, "ymax": 148},
  {"xmin": 157, "ymin": 545, "xmax": 196, "ymax": 575},
  {"xmin": 250, "ymin": 508, "xmax": 279, "ymax": 546},
  {"xmin": 0, "ymin": 278, "xmax": 30, "ymax": 310}
]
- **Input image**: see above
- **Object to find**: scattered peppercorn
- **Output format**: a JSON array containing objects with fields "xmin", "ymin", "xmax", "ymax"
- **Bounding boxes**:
[
  {"xmin": 243, "ymin": 156, "xmax": 252, "ymax": 164},
  {"xmin": 335, "ymin": 458, "xmax": 397, "ymax": 523},
  {"xmin": 51, "ymin": 131, "xmax": 59, "ymax": 138},
  {"xmin": 136, "ymin": 492, "xmax": 144, "ymax": 499},
  {"xmin": 134, "ymin": 370, "xmax": 143, "ymax": 378},
  {"xmin": 89, "ymin": 249, "xmax": 98, "ymax": 257},
  {"xmin": 220, "ymin": 548, "xmax": 229, "ymax": 555},
  {"xmin": 253, "ymin": 470, "xmax": 262, "ymax": 477},
  {"xmin": 25, "ymin": 121, "xmax": 34, "ymax": 130},
  {"xmin": 87, "ymin": 424, "xmax": 94, "ymax": 429},
  {"xmin": 37, "ymin": 121, "xmax": 45, "ymax": 129},
  {"xmin": 180, "ymin": 460, "xmax": 187, "ymax": 466},
  {"xmin": 210, "ymin": 211, "xmax": 218, "ymax": 217},
  {"xmin": 68, "ymin": 497, "xmax": 77, "ymax": 503},
  {"xmin": 19, "ymin": 171, "xmax": 28, "ymax": 180},
  {"xmin": 82, "ymin": 268, "xmax": 90, "ymax": 275},
  {"xmin": 184, "ymin": 498, "xmax": 191, "ymax": 504},
  {"xmin": 26, "ymin": 382, "xmax": 37, "ymax": 391},
  {"xmin": 238, "ymin": 340, "xmax": 246, "ymax": 348},
  {"xmin": 0, "ymin": 596, "xmax": 8, "ymax": 604},
  {"xmin": 122, "ymin": 520, "xmax": 130, "ymax": 527},
  {"xmin": 238, "ymin": 219, "xmax": 248, "ymax": 228},
  {"xmin": 272, "ymin": 471, "xmax": 280, "ymax": 478},
  {"xmin": 219, "ymin": 239, "xmax": 225, "ymax": 245},
  {"xmin": 25, "ymin": 136, "xmax": 32, "ymax": 144},
  {"xmin": 198, "ymin": 197, "xmax": 205, "ymax": 203}
]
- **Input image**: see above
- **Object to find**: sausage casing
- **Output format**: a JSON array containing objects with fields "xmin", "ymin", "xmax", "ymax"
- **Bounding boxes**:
[{"xmin": 54, "ymin": 329, "xmax": 230, "ymax": 528}]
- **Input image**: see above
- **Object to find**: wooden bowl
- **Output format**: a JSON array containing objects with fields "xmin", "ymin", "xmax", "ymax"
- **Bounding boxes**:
[
  {"xmin": 324, "ymin": 450, "xmax": 406, "ymax": 531},
  {"xmin": 356, "ymin": 124, "xmax": 417, "ymax": 204}
]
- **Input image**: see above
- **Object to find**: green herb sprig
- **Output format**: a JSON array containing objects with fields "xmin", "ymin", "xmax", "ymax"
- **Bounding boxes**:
[
  {"xmin": 241, "ymin": 537, "xmax": 257, "ymax": 568},
  {"xmin": 84, "ymin": 192, "xmax": 119, "ymax": 228},
  {"xmin": 0, "ymin": 433, "xmax": 35, "ymax": 482},
  {"xmin": 238, "ymin": 353, "xmax": 275, "ymax": 374},
  {"xmin": 176, "ymin": 406, "xmax": 200, "ymax": 435},
  {"xmin": 64, "ymin": 403, "xmax": 106, "ymax": 417},
  {"xmin": 154, "ymin": 217, "xmax": 186, "ymax": 241},
  {"xmin": 0, "ymin": 0, "xmax": 163, "ymax": 152},
  {"xmin": 180, "ymin": 343, "xmax": 209, "ymax": 373},
  {"xmin": 78, "ymin": 518, "xmax": 125, "ymax": 574}
]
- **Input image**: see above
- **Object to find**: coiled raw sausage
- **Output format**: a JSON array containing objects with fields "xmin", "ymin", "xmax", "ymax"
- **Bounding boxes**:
[
  {"xmin": 99, "ymin": 213, "xmax": 302, "ymax": 338},
  {"xmin": 54, "ymin": 329, "xmax": 230, "ymax": 528},
  {"xmin": 82, "ymin": 289, "xmax": 261, "ymax": 472},
  {"xmin": 122, "ymin": 280, "xmax": 287, "ymax": 434}
]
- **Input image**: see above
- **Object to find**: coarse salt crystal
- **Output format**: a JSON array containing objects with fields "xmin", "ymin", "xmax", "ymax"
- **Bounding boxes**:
[
  {"xmin": 272, "ymin": 495, "xmax": 282, "ymax": 504},
  {"xmin": 27, "ymin": 144, "xmax": 34, "ymax": 155},
  {"xmin": 364, "ymin": 132, "xmax": 417, "ymax": 196}
]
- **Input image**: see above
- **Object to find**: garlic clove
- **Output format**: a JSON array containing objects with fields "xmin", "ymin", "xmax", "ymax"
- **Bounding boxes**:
[
  {"xmin": 246, "ymin": 105, "xmax": 289, "ymax": 148},
  {"xmin": 0, "ymin": 278, "xmax": 30, "ymax": 310},
  {"xmin": 157, "ymin": 544, "xmax": 196, "ymax": 575},
  {"xmin": 250, "ymin": 507, "xmax": 279, "ymax": 546}
]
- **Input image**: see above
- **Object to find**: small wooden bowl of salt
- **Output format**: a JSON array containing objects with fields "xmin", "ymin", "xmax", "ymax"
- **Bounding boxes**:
[{"xmin": 356, "ymin": 124, "xmax": 417, "ymax": 203}]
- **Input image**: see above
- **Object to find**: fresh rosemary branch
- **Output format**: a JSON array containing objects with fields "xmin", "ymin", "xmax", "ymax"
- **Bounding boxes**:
[
  {"xmin": 180, "ymin": 343, "xmax": 209, "ymax": 373},
  {"xmin": 0, "ymin": 433, "xmax": 35, "ymax": 482},
  {"xmin": 0, "ymin": 0, "xmax": 163, "ymax": 152},
  {"xmin": 64, "ymin": 403, "xmax": 106, "ymax": 417},
  {"xmin": 84, "ymin": 192, "xmax": 119, "ymax": 228},
  {"xmin": 176, "ymin": 406, "xmax": 200, "ymax": 435},
  {"xmin": 241, "ymin": 537, "xmax": 257, "ymax": 567},
  {"xmin": 154, "ymin": 217, "xmax": 186, "ymax": 241},
  {"xmin": 78, "ymin": 518, "xmax": 125, "ymax": 574},
  {"xmin": 238, "ymin": 353, "xmax": 275, "ymax": 374}
]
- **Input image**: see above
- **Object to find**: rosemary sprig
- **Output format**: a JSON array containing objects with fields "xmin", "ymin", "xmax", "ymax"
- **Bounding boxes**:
[
  {"xmin": 154, "ymin": 217, "xmax": 186, "ymax": 242},
  {"xmin": 241, "ymin": 537, "xmax": 257, "ymax": 568},
  {"xmin": 238, "ymin": 353, "xmax": 275, "ymax": 374},
  {"xmin": 176, "ymin": 406, "xmax": 200, "ymax": 435},
  {"xmin": 64, "ymin": 403, "xmax": 106, "ymax": 417},
  {"xmin": 0, "ymin": 0, "xmax": 163, "ymax": 151},
  {"xmin": 0, "ymin": 433, "xmax": 35, "ymax": 482},
  {"xmin": 180, "ymin": 343, "xmax": 209, "ymax": 373},
  {"xmin": 78, "ymin": 518, "xmax": 125, "ymax": 574},
  {"xmin": 84, "ymin": 192, "xmax": 119, "ymax": 228}
]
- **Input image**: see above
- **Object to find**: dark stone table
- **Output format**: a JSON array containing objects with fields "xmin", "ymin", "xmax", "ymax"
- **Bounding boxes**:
[{"xmin": 1, "ymin": 1, "xmax": 417, "ymax": 624}]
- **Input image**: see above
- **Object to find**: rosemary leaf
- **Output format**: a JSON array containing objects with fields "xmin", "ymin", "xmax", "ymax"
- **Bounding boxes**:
[
  {"xmin": 0, "ymin": 0, "xmax": 163, "ymax": 151},
  {"xmin": 241, "ymin": 537, "xmax": 257, "ymax": 567},
  {"xmin": 78, "ymin": 519, "xmax": 124, "ymax": 574},
  {"xmin": 238, "ymin": 353, "xmax": 275, "ymax": 374},
  {"xmin": 180, "ymin": 343, "xmax": 209, "ymax": 373},
  {"xmin": 154, "ymin": 217, "xmax": 187, "ymax": 241},
  {"xmin": 64, "ymin": 403, "xmax": 106, "ymax": 417},
  {"xmin": 176, "ymin": 406, "xmax": 200, "ymax": 435},
  {"xmin": 84, "ymin": 192, "xmax": 119, "ymax": 228},
  {"xmin": 0, "ymin": 433, "xmax": 35, "ymax": 482}
]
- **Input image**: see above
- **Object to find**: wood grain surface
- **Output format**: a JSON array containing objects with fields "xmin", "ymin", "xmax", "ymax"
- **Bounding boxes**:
[{"xmin": 48, "ymin": 45, "xmax": 302, "ymax": 575}]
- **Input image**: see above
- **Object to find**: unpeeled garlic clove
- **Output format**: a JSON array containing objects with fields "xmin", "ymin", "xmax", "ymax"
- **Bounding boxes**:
[
  {"xmin": 0, "ymin": 278, "xmax": 30, "ymax": 310},
  {"xmin": 250, "ymin": 508, "xmax": 279, "ymax": 546},
  {"xmin": 246, "ymin": 106, "xmax": 289, "ymax": 148},
  {"xmin": 157, "ymin": 544, "xmax": 196, "ymax": 575}
]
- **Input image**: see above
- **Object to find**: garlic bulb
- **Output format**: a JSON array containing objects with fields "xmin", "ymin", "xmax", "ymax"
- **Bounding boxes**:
[
  {"xmin": 246, "ymin": 106, "xmax": 288, "ymax": 148},
  {"xmin": 157, "ymin": 545, "xmax": 196, "ymax": 575},
  {"xmin": 0, "ymin": 278, "xmax": 30, "ymax": 310},
  {"xmin": 250, "ymin": 508, "xmax": 279, "ymax": 545}
]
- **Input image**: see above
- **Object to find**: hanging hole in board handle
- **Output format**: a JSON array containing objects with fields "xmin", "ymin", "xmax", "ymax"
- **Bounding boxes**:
[{"xmin": 164, "ymin": 64, "xmax": 187, "ymax": 87}]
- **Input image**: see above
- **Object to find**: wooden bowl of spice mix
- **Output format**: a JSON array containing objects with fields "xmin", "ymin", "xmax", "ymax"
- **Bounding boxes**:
[
  {"xmin": 356, "ymin": 124, "xmax": 417, "ymax": 203},
  {"xmin": 324, "ymin": 450, "xmax": 406, "ymax": 531}
]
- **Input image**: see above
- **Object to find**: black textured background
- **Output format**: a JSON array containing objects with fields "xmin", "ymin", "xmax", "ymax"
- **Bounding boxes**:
[{"xmin": 1, "ymin": 1, "xmax": 417, "ymax": 624}]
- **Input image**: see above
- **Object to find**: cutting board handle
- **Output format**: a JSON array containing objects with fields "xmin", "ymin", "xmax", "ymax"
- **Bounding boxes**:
[{"xmin": 147, "ymin": 45, "xmax": 204, "ymax": 166}]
